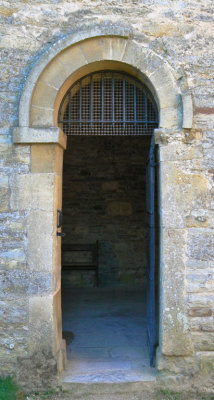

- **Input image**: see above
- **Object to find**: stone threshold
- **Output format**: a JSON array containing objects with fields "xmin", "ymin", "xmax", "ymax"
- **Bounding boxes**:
[
  {"xmin": 60, "ymin": 374, "xmax": 156, "ymax": 397},
  {"xmin": 61, "ymin": 363, "xmax": 156, "ymax": 384}
]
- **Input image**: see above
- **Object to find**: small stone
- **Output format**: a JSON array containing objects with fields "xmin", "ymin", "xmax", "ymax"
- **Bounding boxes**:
[
  {"xmin": 107, "ymin": 202, "xmax": 132, "ymax": 216},
  {"xmin": 102, "ymin": 181, "xmax": 118, "ymax": 191},
  {"xmin": 187, "ymin": 231, "xmax": 214, "ymax": 261},
  {"xmin": 0, "ymin": 6, "xmax": 17, "ymax": 17},
  {"xmin": 188, "ymin": 308, "xmax": 212, "ymax": 317}
]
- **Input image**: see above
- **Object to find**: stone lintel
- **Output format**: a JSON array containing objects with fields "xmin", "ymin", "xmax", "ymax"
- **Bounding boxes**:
[{"xmin": 13, "ymin": 127, "xmax": 67, "ymax": 150}]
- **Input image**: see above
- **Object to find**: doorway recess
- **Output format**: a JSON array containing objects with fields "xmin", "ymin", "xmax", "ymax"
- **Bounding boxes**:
[{"xmin": 60, "ymin": 69, "xmax": 159, "ymax": 383}]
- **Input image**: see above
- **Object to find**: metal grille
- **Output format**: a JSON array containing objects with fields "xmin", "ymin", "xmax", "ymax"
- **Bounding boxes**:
[{"xmin": 58, "ymin": 71, "xmax": 158, "ymax": 136}]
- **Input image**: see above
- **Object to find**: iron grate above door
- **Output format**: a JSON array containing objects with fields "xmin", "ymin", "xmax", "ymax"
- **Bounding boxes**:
[{"xmin": 58, "ymin": 71, "xmax": 159, "ymax": 136}]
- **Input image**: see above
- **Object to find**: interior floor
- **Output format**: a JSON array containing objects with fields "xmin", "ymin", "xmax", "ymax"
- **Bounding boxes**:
[{"xmin": 61, "ymin": 286, "xmax": 155, "ymax": 383}]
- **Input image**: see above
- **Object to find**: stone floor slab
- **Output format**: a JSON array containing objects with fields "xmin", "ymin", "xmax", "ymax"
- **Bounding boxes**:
[{"xmin": 61, "ymin": 287, "xmax": 155, "ymax": 383}]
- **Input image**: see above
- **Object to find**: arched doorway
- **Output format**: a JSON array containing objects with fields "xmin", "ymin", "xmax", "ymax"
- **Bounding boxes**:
[
  {"xmin": 13, "ymin": 32, "xmax": 193, "ymax": 383},
  {"xmin": 59, "ymin": 69, "xmax": 159, "ymax": 381}
]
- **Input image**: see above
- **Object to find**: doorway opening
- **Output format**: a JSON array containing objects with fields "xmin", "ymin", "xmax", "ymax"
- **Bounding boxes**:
[{"xmin": 59, "ymin": 70, "xmax": 159, "ymax": 383}]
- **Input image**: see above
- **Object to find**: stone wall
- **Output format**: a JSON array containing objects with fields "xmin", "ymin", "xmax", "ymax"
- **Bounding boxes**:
[
  {"xmin": 155, "ymin": 128, "xmax": 214, "ymax": 388},
  {"xmin": 0, "ymin": 0, "xmax": 213, "ymax": 390},
  {"xmin": 62, "ymin": 136, "xmax": 150, "ymax": 287}
]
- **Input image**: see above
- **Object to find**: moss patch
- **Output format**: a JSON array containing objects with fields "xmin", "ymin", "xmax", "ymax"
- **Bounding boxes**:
[{"xmin": 0, "ymin": 377, "xmax": 25, "ymax": 400}]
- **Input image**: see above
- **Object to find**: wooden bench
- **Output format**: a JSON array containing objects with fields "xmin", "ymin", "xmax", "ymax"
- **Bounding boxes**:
[{"xmin": 62, "ymin": 242, "xmax": 99, "ymax": 287}]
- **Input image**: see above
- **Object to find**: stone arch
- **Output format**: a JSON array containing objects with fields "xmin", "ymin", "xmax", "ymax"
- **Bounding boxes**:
[
  {"xmin": 19, "ymin": 34, "xmax": 189, "ymax": 130},
  {"xmin": 13, "ymin": 30, "xmax": 194, "ymax": 381}
]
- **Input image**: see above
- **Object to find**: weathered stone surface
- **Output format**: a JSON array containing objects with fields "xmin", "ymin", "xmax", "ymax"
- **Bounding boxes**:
[
  {"xmin": 30, "ymin": 106, "xmax": 54, "ymax": 127},
  {"xmin": 17, "ymin": 349, "xmax": 58, "ymax": 390},
  {"xmin": 186, "ymin": 209, "xmax": 212, "ymax": 228},
  {"xmin": 198, "ymin": 351, "xmax": 214, "ymax": 376},
  {"xmin": 159, "ymin": 142, "xmax": 203, "ymax": 162},
  {"xmin": 39, "ymin": 59, "xmax": 69, "ymax": 91},
  {"xmin": 32, "ymin": 80, "xmax": 58, "ymax": 109},
  {"xmin": 0, "ymin": 248, "xmax": 26, "ymax": 268},
  {"xmin": 160, "ymin": 228, "xmax": 193, "ymax": 356},
  {"xmin": 0, "ymin": 270, "xmax": 52, "ymax": 298},
  {"xmin": 0, "ymin": 0, "xmax": 213, "ymax": 388},
  {"xmin": 13, "ymin": 127, "xmax": 66, "ymax": 150},
  {"xmin": 80, "ymin": 38, "xmax": 104, "ymax": 63},
  {"xmin": 188, "ymin": 294, "xmax": 214, "ymax": 308},
  {"xmin": 0, "ymin": 299, "xmax": 28, "ymax": 325},
  {"xmin": 191, "ymin": 332, "xmax": 214, "ymax": 351},
  {"xmin": 186, "ymin": 258, "xmax": 213, "ymax": 270},
  {"xmin": 186, "ymin": 230, "xmax": 214, "ymax": 262},
  {"xmin": 0, "ymin": 176, "xmax": 9, "ymax": 212},
  {"xmin": 160, "ymin": 161, "xmax": 209, "ymax": 228},
  {"xmin": 102, "ymin": 37, "xmax": 127, "ymax": 61},
  {"xmin": 29, "ymin": 295, "xmax": 54, "ymax": 354},
  {"xmin": 31, "ymin": 144, "xmax": 55, "ymax": 173},
  {"xmin": 31, "ymin": 144, "xmax": 63, "ymax": 174},
  {"xmin": 189, "ymin": 317, "xmax": 214, "ymax": 332},
  {"xmin": 186, "ymin": 270, "xmax": 214, "ymax": 293},
  {"xmin": 9, "ymin": 173, "xmax": 55, "ymax": 211},
  {"xmin": 0, "ymin": 5, "xmax": 17, "ymax": 17},
  {"xmin": 0, "ymin": 297, "xmax": 29, "ymax": 362},
  {"xmin": 194, "ymin": 113, "xmax": 214, "ymax": 131},
  {"xmin": 27, "ymin": 210, "xmax": 54, "ymax": 272},
  {"xmin": 55, "ymin": 44, "xmax": 88, "ymax": 77},
  {"xmin": 182, "ymin": 94, "xmax": 193, "ymax": 129},
  {"xmin": 188, "ymin": 308, "xmax": 213, "ymax": 318}
]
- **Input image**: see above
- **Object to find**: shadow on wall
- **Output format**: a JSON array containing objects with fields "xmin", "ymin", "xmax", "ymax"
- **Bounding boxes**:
[{"xmin": 98, "ymin": 240, "xmax": 119, "ymax": 287}]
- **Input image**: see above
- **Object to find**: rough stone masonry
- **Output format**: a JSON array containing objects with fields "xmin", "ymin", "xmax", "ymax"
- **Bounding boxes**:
[
  {"xmin": 62, "ymin": 135, "xmax": 151, "ymax": 288},
  {"xmin": 0, "ymin": 0, "xmax": 213, "ymax": 391}
]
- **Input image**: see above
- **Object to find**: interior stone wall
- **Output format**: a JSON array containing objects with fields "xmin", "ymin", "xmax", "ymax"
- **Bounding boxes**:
[{"xmin": 62, "ymin": 135, "xmax": 150, "ymax": 287}]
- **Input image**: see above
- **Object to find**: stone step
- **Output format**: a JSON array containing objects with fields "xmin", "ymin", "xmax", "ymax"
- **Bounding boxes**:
[{"xmin": 60, "ymin": 380, "xmax": 156, "ymax": 398}]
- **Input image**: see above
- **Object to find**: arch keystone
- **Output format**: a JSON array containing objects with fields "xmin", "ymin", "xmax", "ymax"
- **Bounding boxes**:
[{"xmin": 102, "ymin": 37, "xmax": 128, "ymax": 61}]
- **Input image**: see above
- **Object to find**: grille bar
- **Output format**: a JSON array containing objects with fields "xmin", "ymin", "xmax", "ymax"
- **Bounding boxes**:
[
  {"xmin": 58, "ymin": 70, "xmax": 158, "ymax": 136},
  {"xmin": 79, "ymin": 80, "xmax": 82, "ymax": 129},
  {"xmin": 134, "ymin": 81, "xmax": 137, "ymax": 131},
  {"xmin": 101, "ymin": 72, "xmax": 104, "ymax": 126},
  {"xmin": 60, "ymin": 119, "xmax": 158, "ymax": 123},
  {"xmin": 145, "ymin": 89, "xmax": 148, "ymax": 130},
  {"xmin": 112, "ymin": 72, "xmax": 115, "ymax": 125},
  {"xmin": 123, "ymin": 76, "xmax": 126, "ymax": 132},
  {"xmin": 90, "ymin": 74, "xmax": 93, "ymax": 129}
]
